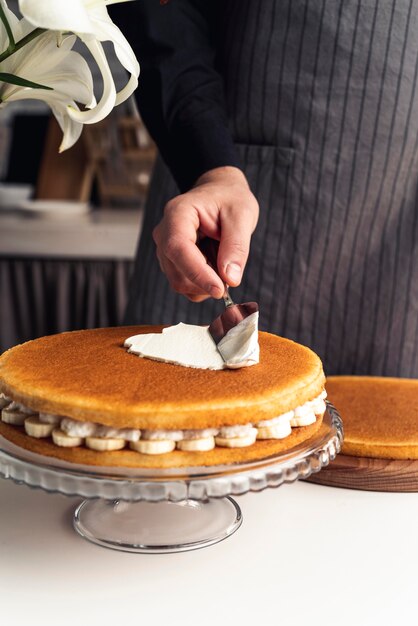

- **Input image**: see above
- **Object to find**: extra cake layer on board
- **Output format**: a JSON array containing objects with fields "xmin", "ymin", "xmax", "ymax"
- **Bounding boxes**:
[
  {"xmin": 0, "ymin": 415, "xmax": 324, "ymax": 468},
  {"xmin": 326, "ymin": 376, "xmax": 418, "ymax": 460},
  {"xmin": 0, "ymin": 326, "xmax": 325, "ymax": 429}
]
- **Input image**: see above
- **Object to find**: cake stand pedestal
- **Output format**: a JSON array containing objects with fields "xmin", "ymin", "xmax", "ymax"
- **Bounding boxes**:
[
  {"xmin": 0, "ymin": 403, "xmax": 342, "ymax": 554},
  {"xmin": 74, "ymin": 497, "xmax": 242, "ymax": 553}
]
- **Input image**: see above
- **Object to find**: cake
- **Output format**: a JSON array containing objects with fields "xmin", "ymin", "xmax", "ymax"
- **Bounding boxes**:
[
  {"xmin": 0, "ymin": 326, "xmax": 327, "ymax": 468},
  {"xmin": 326, "ymin": 376, "xmax": 418, "ymax": 459}
]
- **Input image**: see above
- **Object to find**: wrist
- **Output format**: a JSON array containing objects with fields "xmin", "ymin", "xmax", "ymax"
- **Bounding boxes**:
[{"xmin": 194, "ymin": 166, "xmax": 248, "ymax": 188}]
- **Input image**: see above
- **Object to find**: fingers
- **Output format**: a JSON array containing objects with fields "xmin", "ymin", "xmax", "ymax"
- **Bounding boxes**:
[
  {"xmin": 217, "ymin": 204, "xmax": 258, "ymax": 287},
  {"xmin": 165, "ymin": 237, "xmax": 223, "ymax": 298},
  {"xmin": 156, "ymin": 254, "xmax": 211, "ymax": 302},
  {"xmin": 153, "ymin": 175, "xmax": 259, "ymax": 300},
  {"xmin": 153, "ymin": 204, "xmax": 224, "ymax": 299}
]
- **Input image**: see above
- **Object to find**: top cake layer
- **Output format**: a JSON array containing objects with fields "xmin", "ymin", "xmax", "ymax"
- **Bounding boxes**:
[
  {"xmin": 326, "ymin": 376, "xmax": 418, "ymax": 459},
  {"xmin": 0, "ymin": 326, "xmax": 325, "ymax": 429}
]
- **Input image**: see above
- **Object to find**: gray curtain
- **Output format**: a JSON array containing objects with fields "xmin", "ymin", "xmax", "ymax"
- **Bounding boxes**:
[{"xmin": 0, "ymin": 258, "xmax": 133, "ymax": 352}]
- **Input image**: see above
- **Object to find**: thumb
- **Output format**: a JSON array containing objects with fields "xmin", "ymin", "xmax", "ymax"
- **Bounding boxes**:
[{"xmin": 217, "ymin": 207, "xmax": 254, "ymax": 287}]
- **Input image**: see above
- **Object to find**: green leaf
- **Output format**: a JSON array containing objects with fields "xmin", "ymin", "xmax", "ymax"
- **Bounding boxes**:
[
  {"xmin": 0, "ymin": 5, "xmax": 15, "ymax": 48},
  {"xmin": 0, "ymin": 72, "xmax": 53, "ymax": 91},
  {"xmin": 0, "ymin": 28, "xmax": 46, "ymax": 64}
]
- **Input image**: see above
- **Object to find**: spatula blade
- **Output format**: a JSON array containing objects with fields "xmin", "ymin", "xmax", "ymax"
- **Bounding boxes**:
[{"xmin": 208, "ymin": 301, "xmax": 259, "ymax": 345}]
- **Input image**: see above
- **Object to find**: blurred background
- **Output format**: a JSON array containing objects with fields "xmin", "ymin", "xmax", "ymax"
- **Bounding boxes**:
[{"xmin": 0, "ymin": 0, "xmax": 156, "ymax": 352}]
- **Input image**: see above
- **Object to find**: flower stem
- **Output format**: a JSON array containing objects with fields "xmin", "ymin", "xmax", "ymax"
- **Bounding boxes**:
[
  {"xmin": 0, "ymin": 27, "xmax": 46, "ymax": 64},
  {"xmin": 0, "ymin": 5, "xmax": 15, "ymax": 48}
]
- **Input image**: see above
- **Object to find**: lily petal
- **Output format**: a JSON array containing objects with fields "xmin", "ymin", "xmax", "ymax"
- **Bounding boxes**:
[
  {"xmin": 80, "ymin": 6, "xmax": 139, "ymax": 106},
  {"xmin": 1, "ymin": 33, "xmax": 93, "ymax": 106},
  {"xmin": 18, "ymin": 0, "xmax": 94, "ymax": 35},
  {"xmin": 8, "ymin": 1, "xmax": 140, "ymax": 148},
  {"xmin": 0, "ymin": 24, "xmax": 95, "ymax": 152},
  {"xmin": 66, "ymin": 37, "xmax": 116, "ymax": 124},
  {"xmin": 83, "ymin": 6, "xmax": 136, "ymax": 67},
  {"xmin": 104, "ymin": 0, "xmax": 136, "ymax": 6},
  {"xmin": 51, "ymin": 102, "xmax": 84, "ymax": 152},
  {"xmin": 4, "ymin": 88, "xmax": 84, "ymax": 150},
  {"xmin": 92, "ymin": 16, "xmax": 139, "ymax": 71},
  {"xmin": 115, "ymin": 71, "xmax": 138, "ymax": 105}
]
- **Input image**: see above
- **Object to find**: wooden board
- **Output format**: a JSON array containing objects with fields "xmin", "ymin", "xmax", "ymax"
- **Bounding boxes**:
[{"xmin": 306, "ymin": 454, "xmax": 418, "ymax": 492}]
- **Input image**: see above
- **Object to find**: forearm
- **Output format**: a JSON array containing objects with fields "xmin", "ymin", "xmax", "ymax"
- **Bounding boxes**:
[{"xmin": 110, "ymin": 0, "xmax": 241, "ymax": 191}]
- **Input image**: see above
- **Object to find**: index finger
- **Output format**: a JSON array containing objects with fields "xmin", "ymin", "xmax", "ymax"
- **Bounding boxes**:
[{"xmin": 162, "ymin": 211, "xmax": 224, "ymax": 298}]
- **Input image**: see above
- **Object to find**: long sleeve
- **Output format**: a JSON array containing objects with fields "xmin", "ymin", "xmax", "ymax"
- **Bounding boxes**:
[{"xmin": 109, "ymin": 0, "xmax": 241, "ymax": 192}]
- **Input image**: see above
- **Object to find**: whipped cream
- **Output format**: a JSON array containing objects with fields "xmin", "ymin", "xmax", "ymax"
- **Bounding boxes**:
[
  {"xmin": 39, "ymin": 413, "xmax": 62, "ymax": 425},
  {"xmin": 141, "ymin": 429, "xmax": 183, "ymax": 442},
  {"xmin": 95, "ymin": 424, "xmax": 141, "ymax": 442},
  {"xmin": 125, "ymin": 320, "xmax": 260, "ymax": 370},
  {"xmin": 182, "ymin": 428, "xmax": 219, "ymax": 440},
  {"xmin": 7, "ymin": 401, "xmax": 34, "ymax": 415},
  {"xmin": 0, "ymin": 393, "xmax": 10, "ymax": 409},
  {"xmin": 60, "ymin": 417, "xmax": 141, "ymax": 442}
]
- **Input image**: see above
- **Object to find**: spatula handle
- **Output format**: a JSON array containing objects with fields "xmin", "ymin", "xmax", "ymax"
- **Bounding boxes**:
[
  {"xmin": 198, "ymin": 238, "xmax": 235, "ymax": 304},
  {"xmin": 198, "ymin": 237, "xmax": 219, "ymax": 271},
  {"xmin": 223, "ymin": 287, "xmax": 234, "ymax": 307}
]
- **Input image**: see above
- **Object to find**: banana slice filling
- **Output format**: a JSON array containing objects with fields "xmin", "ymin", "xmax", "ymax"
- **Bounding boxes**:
[{"xmin": 0, "ymin": 390, "xmax": 326, "ymax": 455}]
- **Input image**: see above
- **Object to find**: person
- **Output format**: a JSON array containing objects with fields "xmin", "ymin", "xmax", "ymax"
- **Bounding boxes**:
[{"xmin": 110, "ymin": 0, "xmax": 418, "ymax": 377}]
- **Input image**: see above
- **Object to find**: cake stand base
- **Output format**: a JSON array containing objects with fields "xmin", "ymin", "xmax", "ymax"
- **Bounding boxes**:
[
  {"xmin": 73, "ymin": 497, "xmax": 242, "ymax": 553},
  {"xmin": 0, "ymin": 406, "xmax": 343, "ymax": 553}
]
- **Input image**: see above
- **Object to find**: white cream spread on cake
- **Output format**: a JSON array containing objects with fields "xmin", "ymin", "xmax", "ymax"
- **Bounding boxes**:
[
  {"xmin": 124, "ymin": 320, "xmax": 260, "ymax": 370},
  {"xmin": 0, "ymin": 391, "xmax": 327, "ymax": 454}
]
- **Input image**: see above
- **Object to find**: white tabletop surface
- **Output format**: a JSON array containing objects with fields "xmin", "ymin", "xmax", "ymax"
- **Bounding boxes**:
[
  {"xmin": 0, "ymin": 208, "xmax": 142, "ymax": 259},
  {"xmin": 0, "ymin": 476, "xmax": 417, "ymax": 626}
]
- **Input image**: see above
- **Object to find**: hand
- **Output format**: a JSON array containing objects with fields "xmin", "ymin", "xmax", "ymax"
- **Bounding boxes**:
[{"xmin": 152, "ymin": 166, "xmax": 259, "ymax": 302}]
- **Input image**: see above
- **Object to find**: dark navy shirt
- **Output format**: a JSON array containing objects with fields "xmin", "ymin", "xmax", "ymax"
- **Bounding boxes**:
[{"xmin": 110, "ymin": 0, "xmax": 241, "ymax": 191}]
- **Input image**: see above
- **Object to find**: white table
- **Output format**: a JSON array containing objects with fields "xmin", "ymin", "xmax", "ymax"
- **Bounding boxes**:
[
  {"xmin": 1, "ymin": 477, "xmax": 416, "ymax": 626},
  {"xmin": 0, "ymin": 208, "xmax": 142, "ymax": 259},
  {"xmin": 0, "ymin": 208, "xmax": 143, "ymax": 351}
]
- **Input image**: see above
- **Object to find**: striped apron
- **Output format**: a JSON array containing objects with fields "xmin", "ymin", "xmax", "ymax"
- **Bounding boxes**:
[{"xmin": 125, "ymin": 0, "xmax": 418, "ymax": 378}]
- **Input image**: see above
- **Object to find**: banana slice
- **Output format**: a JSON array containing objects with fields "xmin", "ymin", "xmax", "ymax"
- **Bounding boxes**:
[
  {"xmin": 129, "ymin": 439, "xmax": 175, "ymax": 455},
  {"xmin": 85, "ymin": 437, "xmax": 126, "ymax": 452},
  {"xmin": 52, "ymin": 429, "xmax": 84, "ymax": 448},
  {"xmin": 290, "ymin": 412, "xmax": 316, "ymax": 426},
  {"xmin": 177, "ymin": 436, "xmax": 215, "ymax": 452},
  {"xmin": 24, "ymin": 416, "xmax": 55, "ymax": 438},
  {"xmin": 215, "ymin": 429, "xmax": 257, "ymax": 448},
  {"xmin": 257, "ymin": 421, "xmax": 292, "ymax": 440},
  {"xmin": 290, "ymin": 411, "xmax": 316, "ymax": 427},
  {"xmin": 1, "ymin": 408, "xmax": 33, "ymax": 426},
  {"xmin": 290, "ymin": 416, "xmax": 316, "ymax": 427}
]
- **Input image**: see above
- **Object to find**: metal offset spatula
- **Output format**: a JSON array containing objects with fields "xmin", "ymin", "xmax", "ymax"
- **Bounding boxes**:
[{"xmin": 199, "ymin": 238, "xmax": 259, "ymax": 367}]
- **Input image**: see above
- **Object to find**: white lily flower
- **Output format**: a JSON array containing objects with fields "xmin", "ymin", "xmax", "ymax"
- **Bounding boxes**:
[
  {"xmin": 0, "ymin": 5, "xmax": 95, "ymax": 151},
  {"xmin": 19, "ymin": 0, "xmax": 140, "ymax": 124}
]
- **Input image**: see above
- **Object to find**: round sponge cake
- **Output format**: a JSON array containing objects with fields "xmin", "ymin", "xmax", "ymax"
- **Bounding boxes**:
[
  {"xmin": 0, "ymin": 326, "xmax": 326, "ymax": 468},
  {"xmin": 326, "ymin": 376, "xmax": 418, "ymax": 460}
]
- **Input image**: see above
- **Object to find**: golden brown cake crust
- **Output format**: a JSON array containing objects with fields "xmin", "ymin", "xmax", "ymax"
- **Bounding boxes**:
[
  {"xmin": 0, "ymin": 416, "xmax": 324, "ymax": 468},
  {"xmin": 327, "ymin": 376, "xmax": 418, "ymax": 460},
  {"xmin": 0, "ymin": 326, "xmax": 325, "ymax": 429}
]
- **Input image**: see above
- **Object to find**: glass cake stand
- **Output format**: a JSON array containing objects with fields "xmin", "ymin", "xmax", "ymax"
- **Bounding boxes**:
[{"xmin": 0, "ymin": 403, "xmax": 342, "ymax": 554}]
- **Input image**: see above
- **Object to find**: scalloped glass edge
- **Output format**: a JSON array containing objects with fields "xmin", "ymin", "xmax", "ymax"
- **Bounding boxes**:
[{"xmin": 0, "ymin": 403, "xmax": 343, "ymax": 502}]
